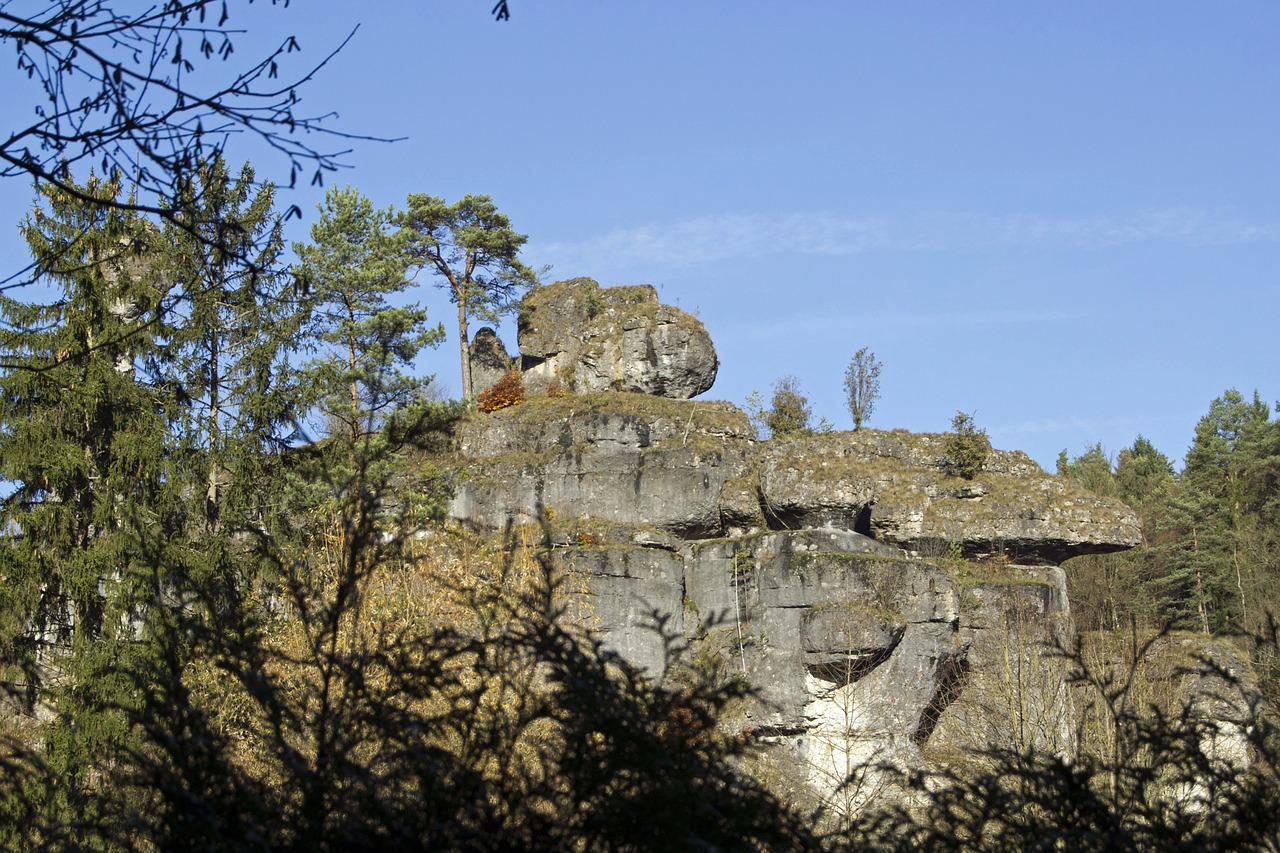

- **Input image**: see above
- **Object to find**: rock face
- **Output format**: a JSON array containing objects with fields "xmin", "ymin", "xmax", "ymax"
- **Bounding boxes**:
[
  {"xmin": 467, "ymin": 327, "xmax": 517, "ymax": 394},
  {"xmin": 511, "ymin": 278, "xmax": 718, "ymax": 399},
  {"xmin": 758, "ymin": 430, "xmax": 1143, "ymax": 564},
  {"xmin": 451, "ymin": 395, "xmax": 754, "ymax": 538},
  {"xmin": 453, "ymin": 397, "xmax": 1140, "ymax": 564},
  {"xmin": 441, "ymin": 393, "xmax": 1143, "ymax": 807}
]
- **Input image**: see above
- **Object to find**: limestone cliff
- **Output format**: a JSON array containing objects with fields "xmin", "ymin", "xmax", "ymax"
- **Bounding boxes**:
[
  {"xmin": 435, "ymin": 391, "xmax": 1142, "ymax": 807},
  {"xmin": 451, "ymin": 395, "xmax": 1140, "ymax": 562}
]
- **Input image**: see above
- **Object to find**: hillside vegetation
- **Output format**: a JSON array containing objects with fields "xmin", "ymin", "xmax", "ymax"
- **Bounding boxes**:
[{"xmin": 1, "ymin": 173, "xmax": 1277, "ymax": 849}]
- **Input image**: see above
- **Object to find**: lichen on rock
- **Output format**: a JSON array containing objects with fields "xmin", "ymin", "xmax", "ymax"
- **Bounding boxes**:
[{"xmin": 513, "ymin": 277, "xmax": 718, "ymax": 398}]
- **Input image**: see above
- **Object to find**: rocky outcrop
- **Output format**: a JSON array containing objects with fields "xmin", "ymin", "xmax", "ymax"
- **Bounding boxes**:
[
  {"xmin": 450, "ymin": 394, "xmax": 756, "ymax": 538},
  {"xmin": 759, "ymin": 430, "xmax": 1142, "ymax": 564},
  {"xmin": 924, "ymin": 566, "xmax": 1078, "ymax": 761},
  {"xmin": 468, "ymin": 326, "xmax": 517, "ymax": 394},
  {"xmin": 550, "ymin": 526, "xmax": 1079, "ymax": 809},
  {"xmin": 437, "ymin": 392, "xmax": 1143, "ymax": 809},
  {"xmin": 452, "ymin": 396, "xmax": 1141, "ymax": 564},
  {"xmin": 512, "ymin": 278, "xmax": 718, "ymax": 399}
]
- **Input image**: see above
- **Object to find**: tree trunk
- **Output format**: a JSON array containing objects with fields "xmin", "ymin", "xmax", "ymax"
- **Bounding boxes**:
[
  {"xmin": 347, "ymin": 300, "xmax": 360, "ymax": 443},
  {"xmin": 206, "ymin": 334, "xmax": 221, "ymax": 531},
  {"xmin": 457, "ymin": 297, "xmax": 471, "ymax": 400},
  {"xmin": 1193, "ymin": 527, "xmax": 1210, "ymax": 635}
]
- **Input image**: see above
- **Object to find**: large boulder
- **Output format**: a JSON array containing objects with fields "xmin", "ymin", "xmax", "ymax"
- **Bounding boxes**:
[{"xmin": 516, "ymin": 278, "xmax": 718, "ymax": 398}]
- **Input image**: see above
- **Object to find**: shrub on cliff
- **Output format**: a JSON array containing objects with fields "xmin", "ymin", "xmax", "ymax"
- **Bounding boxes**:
[
  {"xmin": 766, "ymin": 375, "xmax": 813, "ymax": 438},
  {"xmin": 478, "ymin": 368, "xmax": 525, "ymax": 412},
  {"xmin": 945, "ymin": 411, "xmax": 991, "ymax": 479}
]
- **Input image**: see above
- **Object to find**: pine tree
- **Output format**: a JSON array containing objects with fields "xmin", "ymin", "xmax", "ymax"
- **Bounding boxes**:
[
  {"xmin": 295, "ymin": 187, "xmax": 443, "ymax": 447},
  {"xmin": 397, "ymin": 193, "xmax": 536, "ymax": 399}
]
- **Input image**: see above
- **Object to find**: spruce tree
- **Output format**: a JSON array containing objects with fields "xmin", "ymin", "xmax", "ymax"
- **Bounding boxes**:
[
  {"xmin": 160, "ymin": 157, "xmax": 305, "ymax": 537},
  {"xmin": 1115, "ymin": 435, "xmax": 1175, "ymax": 521},
  {"xmin": 1165, "ymin": 390, "xmax": 1276, "ymax": 633},
  {"xmin": 0, "ymin": 176, "xmax": 170, "ymax": 827},
  {"xmin": 1058, "ymin": 443, "xmax": 1119, "ymax": 498}
]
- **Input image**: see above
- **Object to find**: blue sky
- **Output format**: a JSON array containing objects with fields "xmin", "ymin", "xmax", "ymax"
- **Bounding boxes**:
[{"xmin": 3, "ymin": 1, "xmax": 1278, "ymax": 472}]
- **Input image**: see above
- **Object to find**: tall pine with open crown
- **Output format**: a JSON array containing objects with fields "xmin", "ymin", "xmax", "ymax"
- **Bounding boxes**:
[
  {"xmin": 397, "ymin": 193, "xmax": 536, "ymax": 399},
  {"xmin": 295, "ymin": 187, "xmax": 443, "ymax": 447}
]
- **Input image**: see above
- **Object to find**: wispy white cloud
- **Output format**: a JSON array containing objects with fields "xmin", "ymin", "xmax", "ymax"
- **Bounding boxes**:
[
  {"xmin": 539, "ymin": 212, "xmax": 887, "ymax": 269},
  {"xmin": 730, "ymin": 307, "xmax": 1081, "ymax": 343},
  {"xmin": 538, "ymin": 208, "xmax": 1280, "ymax": 270},
  {"xmin": 924, "ymin": 209, "xmax": 1280, "ymax": 251}
]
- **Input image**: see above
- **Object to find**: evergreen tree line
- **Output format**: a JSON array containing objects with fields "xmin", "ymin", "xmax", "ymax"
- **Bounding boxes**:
[{"xmin": 1058, "ymin": 391, "xmax": 1280, "ymax": 694}]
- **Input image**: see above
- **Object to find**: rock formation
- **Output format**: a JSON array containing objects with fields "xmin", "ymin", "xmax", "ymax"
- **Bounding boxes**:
[
  {"xmin": 434, "ymin": 276, "xmax": 1154, "ymax": 810},
  {"xmin": 757, "ymin": 430, "xmax": 1142, "ymax": 564},
  {"xmin": 451, "ymin": 396, "xmax": 1140, "ymax": 563},
  {"xmin": 440, "ymin": 391, "xmax": 1142, "ymax": 807},
  {"xmin": 469, "ymin": 278, "xmax": 718, "ymax": 399},
  {"xmin": 467, "ymin": 326, "xmax": 517, "ymax": 395}
]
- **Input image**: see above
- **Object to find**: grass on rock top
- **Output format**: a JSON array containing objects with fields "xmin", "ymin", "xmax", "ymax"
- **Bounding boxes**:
[{"xmin": 461, "ymin": 391, "xmax": 754, "ymax": 440}]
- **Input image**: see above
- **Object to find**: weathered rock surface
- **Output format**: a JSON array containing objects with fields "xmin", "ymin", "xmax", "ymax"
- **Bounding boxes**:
[
  {"xmin": 450, "ymin": 394, "xmax": 756, "ymax": 537},
  {"xmin": 925, "ymin": 567, "xmax": 1078, "ymax": 760},
  {"xmin": 452, "ymin": 396, "xmax": 1141, "ymax": 564},
  {"xmin": 759, "ymin": 430, "xmax": 1143, "ymax": 564},
  {"xmin": 439, "ymin": 392, "xmax": 1144, "ymax": 809},
  {"xmin": 467, "ymin": 326, "xmax": 517, "ymax": 395},
  {"xmin": 549, "ymin": 526, "xmax": 1079, "ymax": 808},
  {"xmin": 515, "ymin": 278, "xmax": 718, "ymax": 398}
]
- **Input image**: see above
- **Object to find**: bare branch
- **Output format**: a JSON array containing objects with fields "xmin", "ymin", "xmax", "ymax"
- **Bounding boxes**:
[{"xmin": 1, "ymin": 2, "xmax": 394, "ymax": 236}]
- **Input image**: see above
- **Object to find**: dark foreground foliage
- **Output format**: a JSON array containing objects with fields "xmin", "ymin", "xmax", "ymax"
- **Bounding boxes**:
[{"xmin": 0, "ymin": 415, "xmax": 819, "ymax": 851}]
